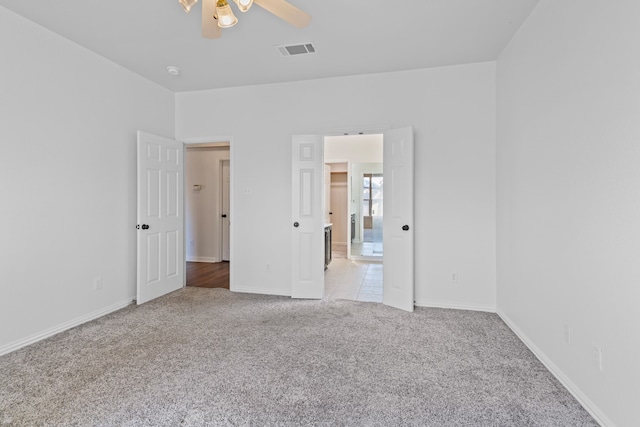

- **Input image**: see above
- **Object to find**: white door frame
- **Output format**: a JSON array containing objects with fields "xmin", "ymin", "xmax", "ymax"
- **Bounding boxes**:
[{"xmin": 182, "ymin": 136, "xmax": 235, "ymax": 290}]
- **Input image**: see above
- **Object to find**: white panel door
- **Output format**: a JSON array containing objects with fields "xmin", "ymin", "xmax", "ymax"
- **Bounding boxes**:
[
  {"xmin": 221, "ymin": 159, "xmax": 230, "ymax": 261},
  {"xmin": 383, "ymin": 127, "xmax": 414, "ymax": 312},
  {"xmin": 137, "ymin": 131, "xmax": 184, "ymax": 305},
  {"xmin": 292, "ymin": 135, "xmax": 324, "ymax": 299}
]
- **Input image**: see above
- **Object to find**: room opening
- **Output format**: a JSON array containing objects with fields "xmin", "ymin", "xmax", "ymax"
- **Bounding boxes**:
[
  {"xmin": 184, "ymin": 143, "xmax": 231, "ymax": 289},
  {"xmin": 322, "ymin": 133, "xmax": 383, "ymax": 303}
]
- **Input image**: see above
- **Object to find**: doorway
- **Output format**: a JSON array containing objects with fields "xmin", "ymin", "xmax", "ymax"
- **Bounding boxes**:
[
  {"xmin": 323, "ymin": 134, "xmax": 384, "ymax": 261},
  {"xmin": 350, "ymin": 166, "xmax": 383, "ymax": 260},
  {"xmin": 291, "ymin": 126, "xmax": 413, "ymax": 310},
  {"xmin": 184, "ymin": 142, "xmax": 231, "ymax": 289},
  {"xmin": 323, "ymin": 134, "xmax": 384, "ymax": 301}
]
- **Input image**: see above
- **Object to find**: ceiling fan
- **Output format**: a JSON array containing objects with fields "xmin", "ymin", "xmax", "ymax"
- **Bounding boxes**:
[{"xmin": 178, "ymin": 0, "xmax": 311, "ymax": 39}]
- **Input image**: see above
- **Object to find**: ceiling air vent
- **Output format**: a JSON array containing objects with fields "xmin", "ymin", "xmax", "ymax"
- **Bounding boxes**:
[{"xmin": 276, "ymin": 43, "xmax": 316, "ymax": 57}]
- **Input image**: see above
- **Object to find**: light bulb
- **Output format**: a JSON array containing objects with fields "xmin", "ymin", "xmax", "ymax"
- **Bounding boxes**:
[
  {"xmin": 216, "ymin": 1, "xmax": 238, "ymax": 28},
  {"xmin": 233, "ymin": 0, "xmax": 253, "ymax": 12}
]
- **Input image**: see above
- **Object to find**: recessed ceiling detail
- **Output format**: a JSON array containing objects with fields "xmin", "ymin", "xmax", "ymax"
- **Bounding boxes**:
[{"xmin": 276, "ymin": 43, "xmax": 316, "ymax": 57}]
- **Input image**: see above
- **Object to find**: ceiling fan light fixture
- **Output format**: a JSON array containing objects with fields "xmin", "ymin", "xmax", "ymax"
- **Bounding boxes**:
[
  {"xmin": 178, "ymin": 0, "xmax": 198, "ymax": 13},
  {"xmin": 216, "ymin": 0, "xmax": 238, "ymax": 28},
  {"xmin": 233, "ymin": 0, "xmax": 253, "ymax": 13}
]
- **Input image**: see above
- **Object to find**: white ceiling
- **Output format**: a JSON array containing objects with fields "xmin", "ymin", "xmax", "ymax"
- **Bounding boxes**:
[{"xmin": 0, "ymin": 0, "xmax": 539, "ymax": 92}]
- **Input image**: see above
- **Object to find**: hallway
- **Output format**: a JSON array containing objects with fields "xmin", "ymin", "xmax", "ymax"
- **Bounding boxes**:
[{"xmin": 186, "ymin": 262, "xmax": 229, "ymax": 289}]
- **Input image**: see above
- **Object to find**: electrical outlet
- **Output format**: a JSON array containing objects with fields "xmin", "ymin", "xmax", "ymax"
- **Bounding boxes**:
[
  {"xmin": 266, "ymin": 263, "xmax": 271, "ymax": 271},
  {"xmin": 93, "ymin": 276, "xmax": 103, "ymax": 291},
  {"xmin": 563, "ymin": 325, "xmax": 572, "ymax": 344},
  {"xmin": 450, "ymin": 273, "xmax": 458, "ymax": 283},
  {"xmin": 592, "ymin": 345, "xmax": 603, "ymax": 371}
]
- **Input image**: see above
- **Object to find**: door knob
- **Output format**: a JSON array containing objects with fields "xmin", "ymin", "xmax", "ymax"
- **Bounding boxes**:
[
  {"xmin": 293, "ymin": 222, "xmax": 299, "ymax": 228},
  {"xmin": 221, "ymin": 214, "xmax": 227, "ymax": 218},
  {"xmin": 142, "ymin": 224, "xmax": 150, "ymax": 230},
  {"xmin": 402, "ymin": 225, "xmax": 409, "ymax": 231}
]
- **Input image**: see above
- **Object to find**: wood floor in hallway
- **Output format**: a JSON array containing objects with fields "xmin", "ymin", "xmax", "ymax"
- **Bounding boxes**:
[{"xmin": 186, "ymin": 261, "xmax": 229, "ymax": 289}]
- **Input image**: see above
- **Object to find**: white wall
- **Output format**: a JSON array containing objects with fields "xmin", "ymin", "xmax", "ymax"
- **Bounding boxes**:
[
  {"xmin": 176, "ymin": 62, "xmax": 497, "ymax": 310},
  {"xmin": 496, "ymin": 1, "xmax": 640, "ymax": 426},
  {"xmin": 185, "ymin": 147, "xmax": 230, "ymax": 262},
  {"xmin": 0, "ymin": 7, "xmax": 174, "ymax": 353}
]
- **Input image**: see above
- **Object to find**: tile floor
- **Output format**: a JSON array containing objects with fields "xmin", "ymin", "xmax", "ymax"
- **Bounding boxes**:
[
  {"xmin": 324, "ymin": 257, "xmax": 383, "ymax": 303},
  {"xmin": 350, "ymin": 241, "xmax": 384, "ymax": 258}
]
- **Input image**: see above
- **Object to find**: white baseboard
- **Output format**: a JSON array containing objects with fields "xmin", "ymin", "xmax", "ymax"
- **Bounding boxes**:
[
  {"xmin": 349, "ymin": 255, "xmax": 383, "ymax": 262},
  {"xmin": 230, "ymin": 286, "xmax": 291, "ymax": 297},
  {"xmin": 0, "ymin": 298, "xmax": 134, "ymax": 357},
  {"xmin": 497, "ymin": 309, "xmax": 613, "ymax": 427},
  {"xmin": 186, "ymin": 256, "xmax": 218, "ymax": 263},
  {"xmin": 415, "ymin": 299, "xmax": 496, "ymax": 313}
]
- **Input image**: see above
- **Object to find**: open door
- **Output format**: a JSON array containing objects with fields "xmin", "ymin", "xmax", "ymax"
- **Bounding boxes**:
[
  {"xmin": 136, "ymin": 131, "xmax": 184, "ymax": 305},
  {"xmin": 291, "ymin": 135, "xmax": 324, "ymax": 299},
  {"xmin": 383, "ymin": 127, "xmax": 414, "ymax": 312},
  {"xmin": 221, "ymin": 159, "xmax": 231, "ymax": 261}
]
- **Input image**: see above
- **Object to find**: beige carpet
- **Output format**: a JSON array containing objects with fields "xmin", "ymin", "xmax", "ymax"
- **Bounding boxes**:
[{"xmin": 0, "ymin": 288, "xmax": 597, "ymax": 426}]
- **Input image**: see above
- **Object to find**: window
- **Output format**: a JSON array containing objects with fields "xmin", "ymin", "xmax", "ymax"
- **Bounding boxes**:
[{"xmin": 363, "ymin": 174, "xmax": 383, "ymax": 218}]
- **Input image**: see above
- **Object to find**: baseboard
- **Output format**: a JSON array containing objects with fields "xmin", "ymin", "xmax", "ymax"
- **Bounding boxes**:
[
  {"xmin": 231, "ymin": 286, "xmax": 291, "ymax": 297},
  {"xmin": 350, "ymin": 255, "xmax": 383, "ymax": 262},
  {"xmin": 414, "ymin": 299, "xmax": 496, "ymax": 313},
  {"xmin": 497, "ymin": 309, "xmax": 613, "ymax": 427},
  {"xmin": 0, "ymin": 298, "xmax": 134, "ymax": 357},
  {"xmin": 186, "ymin": 256, "xmax": 218, "ymax": 263}
]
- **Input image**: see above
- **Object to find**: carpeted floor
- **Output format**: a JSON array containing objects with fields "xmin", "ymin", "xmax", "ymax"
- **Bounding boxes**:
[{"xmin": 0, "ymin": 288, "xmax": 597, "ymax": 426}]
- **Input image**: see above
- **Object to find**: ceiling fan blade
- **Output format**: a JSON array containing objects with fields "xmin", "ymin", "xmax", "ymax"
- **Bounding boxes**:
[
  {"xmin": 254, "ymin": 0, "xmax": 311, "ymax": 28},
  {"xmin": 202, "ymin": 0, "xmax": 222, "ymax": 39}
]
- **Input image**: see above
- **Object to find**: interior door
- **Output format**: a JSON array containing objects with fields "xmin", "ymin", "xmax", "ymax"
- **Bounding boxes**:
[
  {"xmin": 292, "ymin": 135, "xmax": 324, "ymax": 299},
  {"xmin": 136, "ymin": 131, "xmax": 184, "ymax": 305},
  {"xmin": 221, "ymin": 159, "xmax": 230, "ymax": 261},
  {"xmin": 383, "ymin": 127, "xmax": 414, "ymax": 312}
]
